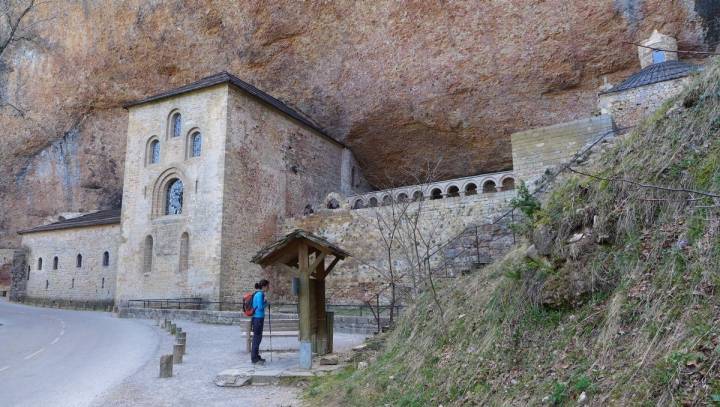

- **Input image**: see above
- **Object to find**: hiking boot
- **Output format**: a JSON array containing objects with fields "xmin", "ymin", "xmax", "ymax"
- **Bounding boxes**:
[{"xmin": 252, "ymin": 359, "xmax": 265, "ymax": 366}]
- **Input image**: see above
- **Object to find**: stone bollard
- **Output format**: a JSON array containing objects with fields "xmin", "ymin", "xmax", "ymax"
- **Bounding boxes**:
[
  {"xmin": 159, "ymin": 354, "xmax": 173, "ymax": 378},
  {"xmin": 162, "ymin": 319, "xmax": 169, "ymax": 330},
  {"xmin": 175, "ymin": 327, "xmax": 182, "ymax": 335},
  {"xmin": 173, "ymin": 344, "xmax": 183, "ymax": 364},
  {"xmin": 177, "ymin": 332, "xmax": 187, "ymax": 346},
  {"xmin": 170, "ymin": 324, "xmax": 177, "ymax": 335}
]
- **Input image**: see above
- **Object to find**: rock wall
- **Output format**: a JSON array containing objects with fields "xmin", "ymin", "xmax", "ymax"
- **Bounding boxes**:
[
  {"xmin": 0, "ymin": 248, "xmax": 16, "ymax": 293},
  {"xmin": 1, "ymin": 0, "xmax": 716, "ymax": 247}
]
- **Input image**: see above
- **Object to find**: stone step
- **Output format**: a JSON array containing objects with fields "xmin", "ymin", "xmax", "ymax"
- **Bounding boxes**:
[{"xmin": 242, "ymin": 330, "xmax": 298, "ymax": 337}]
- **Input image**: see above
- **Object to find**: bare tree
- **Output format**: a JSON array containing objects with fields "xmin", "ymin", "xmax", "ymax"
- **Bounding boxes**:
[
  {"xmin": 354, "ymin": 159, "xmax": 449, "ymax": 325},
  {"xmin": 0, "ymin": 0, "xmax": 38, "ymax": 116}
]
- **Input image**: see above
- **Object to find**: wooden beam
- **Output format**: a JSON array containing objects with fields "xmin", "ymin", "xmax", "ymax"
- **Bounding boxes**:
[
  {"xmin": 317, "ymin": 256, "xmax": 341, "ymax": 280},
  {"xmin": 309, "ymin": 252, "xmax": 326, "ymax": 276}
]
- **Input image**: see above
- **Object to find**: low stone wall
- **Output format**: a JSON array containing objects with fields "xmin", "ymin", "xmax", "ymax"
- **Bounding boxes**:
[
  {"xmin": 18, "ymin": 296, "xmax": 114, "ymax": 311},
  {"xmin": 117, "ymin": 306, "xmax": 386, "ymax": 334}
]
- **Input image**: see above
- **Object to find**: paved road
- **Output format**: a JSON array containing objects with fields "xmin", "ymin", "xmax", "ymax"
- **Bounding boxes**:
[{"xmin": 0, "ymin": 299, "xmax": 159, "ymax": 407}]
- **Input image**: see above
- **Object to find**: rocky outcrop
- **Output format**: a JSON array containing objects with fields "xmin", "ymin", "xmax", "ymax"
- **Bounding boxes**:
[{"xmin": 0, "ymin": 1, "xmax": 717, "ymax": 246}]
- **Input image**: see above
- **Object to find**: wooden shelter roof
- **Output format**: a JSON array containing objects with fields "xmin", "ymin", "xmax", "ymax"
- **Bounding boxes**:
[{"xmin": 251, "ymin": 229, "xmax": 350, "ymax": 267}]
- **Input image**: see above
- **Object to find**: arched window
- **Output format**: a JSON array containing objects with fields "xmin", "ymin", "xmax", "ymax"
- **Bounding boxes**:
[
  {"xmin": 171, "ymin": 112, "xmax": 182, "ymax": 138},
  {"xmin": 76, "ymin": 254, "xmax": 82, "ymax": 268},
  {"xmin": 502, "ymin": 178, "xmax": 516, "ymax": 191},
  {"xmin": 431, "ymin": 188, "xmax": 443, "ymax": 200},
  {"xmin": 102, "ymin": 251, "xmax": 110, "ymax": 267},
  {"xmin": 53, "ymin": 256, "xmax": 58, "ymax": 270},
  {"xmin": 447, "ymin": 185, "xmax": 460, "ymax": 198},
  {"xmin": 353, "ymin": 199, "xmax": 364, "ymax": 209},
  {"xmin": 382, "ymin": 195, "xmax": 392, "ymax": 206},
  {"xmin": 368, "ymin": 197, "xmax": 379, "ymax": 207},
  {"xmin": 412, "ymin": 191, "xmax": 424, "ymax": 202},
  {"xmin": 465, "ymin": 183, "xmax": 478, "ymax": 196},
  {"xmin": 166, "ymin": 179, "xmax": 184, "ymax": 215},
  {"xmin": 179, "ymin": 232, "xmax": 189, "ymax": 273},
  {"xmin": 483, "ymin": 180, "xmax": 497, "ymax": 193},
  {"xmin": 143, "ymin": 235, "xmax": 153, "ymax": 274},
  {"xmin": 397, "ymin": 193, "xmax": 409, "ymax": 203},
  {"xmin": 71, "ymin": 278, "xmax": 74, "ymax": 289},
  {"xmin": 190, "ymin": 132, "xmax": 202, "ymax": 157},
  {"xmin": 45, "ymin": 280, "xmax": 49, "ymax": 289},
  {"xmin": 148, "ymin": 139, "xmax": 160, "ymax": 164},
  {"xmin": 37, "ymin": 257, "xmax": 42, "ymax": 270},
  {"xmin": 101, "ymin": 277, "xmax": 105, "ymax": 289}
]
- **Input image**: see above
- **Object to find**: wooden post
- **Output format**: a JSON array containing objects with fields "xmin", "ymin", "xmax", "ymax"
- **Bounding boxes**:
[
  {"xmin": 298, "ymin": 243, "xmax": 312, "ymax": 369},
  {"xmin": 309, "ymin": 274, "xmax": 318, "ymax": 353},
  {"xmin": 315, "ymin": 277, "xmax": 328, "ymax": 355},
  {"xmin": 159, "ymin": 354, "xmax": 173, "ymax": 378}
]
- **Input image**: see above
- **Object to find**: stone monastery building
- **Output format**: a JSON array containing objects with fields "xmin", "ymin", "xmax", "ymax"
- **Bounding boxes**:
[
  {"xmin": 10, "ymin": 33, "xmax": 700, "ymax": 307},
  {"xmin": 17, "ymin": 72, "xmax": 369, "ymax": 307}
]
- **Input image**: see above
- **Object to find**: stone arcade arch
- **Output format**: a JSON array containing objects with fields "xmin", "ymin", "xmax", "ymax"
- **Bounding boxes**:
[{"xmin": 482, "ymin": 180, "xmax": 497, "ymax": 193}]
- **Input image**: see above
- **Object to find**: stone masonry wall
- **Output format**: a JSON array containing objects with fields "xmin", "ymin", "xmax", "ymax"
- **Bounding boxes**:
[
  {"xmin": 22, "ymin": 224, "xmax": 120, "ymax": 305},
  {"xmin": 116, "ymin": 85, "xmax": 229, "ymax": 305},
  {"xmin": 599, "ymin": 77, "xmax": 693, "ymax": 130},
  {"xmin": 511, "ymin": 115, "xmax": 614, "ymax": 190},
  {"xmin": 219, "ymin": 86, "xmax": 366, "ymax": 304},
  {"xmin": 282, "ymin": 190, "xmax": 517, "ymax": 304},
  {"xmin": 9, "ymin": 249, "xmax": 27, "ymax": 301},
  {"xmin": 0, "ymin": 248, "xmax": 15, "ymax": 292}
]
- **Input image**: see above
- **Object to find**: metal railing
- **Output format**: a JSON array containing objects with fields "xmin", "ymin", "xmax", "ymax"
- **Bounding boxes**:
[{"xmin": 127, "ymin": 298, "xmax": 403, "ymax": 318}]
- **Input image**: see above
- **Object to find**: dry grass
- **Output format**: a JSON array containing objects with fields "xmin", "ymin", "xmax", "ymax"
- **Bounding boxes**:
[{"xmin": 305, "ymin": 59, "xmax": 720, "ymax": 406}]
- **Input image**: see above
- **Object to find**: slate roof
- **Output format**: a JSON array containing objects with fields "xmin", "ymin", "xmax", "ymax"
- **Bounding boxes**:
[
  {"xmin": 18, "ymin": 209, "xmax": 121, "ymax": 234},
  {"xmin": 602, "ymin": 60, "xmax": 699, "ymax": 94},
  {"xmin": 123, "ymin": 71, "xmax": 345, "ymax": 148},
  {"xmin": 251, "ymin": 229, "xmax": 350, "ymax": 266}
]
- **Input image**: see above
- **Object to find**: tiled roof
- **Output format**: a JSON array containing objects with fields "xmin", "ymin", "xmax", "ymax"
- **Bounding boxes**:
[
  {"xmin": 602, "ymin": 60, "xmax": 699, "ymax": 94},
  {"xmin": 123, "ymin": 72, "xmax": 345, "ymax": 148},
  {"xmin": 18, "ymin": 209, "xmax": 121, "ymax": 234}
]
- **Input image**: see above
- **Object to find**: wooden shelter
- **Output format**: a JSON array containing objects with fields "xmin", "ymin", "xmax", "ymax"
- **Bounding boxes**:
[{"xmin": 251, "ymin": 229, "xmax": 350, "ymax": 369}]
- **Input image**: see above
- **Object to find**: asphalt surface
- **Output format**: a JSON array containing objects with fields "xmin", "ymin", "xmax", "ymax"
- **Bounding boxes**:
[{"xmin": 0, "ymin": 299, "xmax": 159, "ymax": 407}]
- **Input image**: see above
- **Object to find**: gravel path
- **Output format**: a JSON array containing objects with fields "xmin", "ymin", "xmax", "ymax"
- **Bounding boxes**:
[{"xmin": 92, "ymin": 319, "xmax": 366, "ymax": 406}]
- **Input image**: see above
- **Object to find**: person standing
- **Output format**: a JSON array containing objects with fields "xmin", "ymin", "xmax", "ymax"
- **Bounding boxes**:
[{"xmin": 251, "ymin": 279, "xmax": 269, "ymax": 364}]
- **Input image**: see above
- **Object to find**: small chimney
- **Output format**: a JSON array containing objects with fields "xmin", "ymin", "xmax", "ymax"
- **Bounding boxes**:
[{"xmin": 638, "ymin": 30, "xmax": 678, "ymax": 69}]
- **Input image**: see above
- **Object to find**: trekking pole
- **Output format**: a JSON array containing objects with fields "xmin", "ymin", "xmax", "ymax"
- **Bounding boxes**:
[{"xmin": 268, "ymin": 303, "xmax": 273, "ymax": 362}]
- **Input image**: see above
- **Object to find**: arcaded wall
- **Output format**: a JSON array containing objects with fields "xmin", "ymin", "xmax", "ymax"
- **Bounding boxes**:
[
  {"xmin": 282, "ymin": 189, "xmax": 517, "ymax": 304},
  {"xmin": 115, "ymin": 85, "xmax": 229, "ymax": 304},
  {"xmin": 22, "ymin": 224, "xmax": 120, "ymax": 305}
]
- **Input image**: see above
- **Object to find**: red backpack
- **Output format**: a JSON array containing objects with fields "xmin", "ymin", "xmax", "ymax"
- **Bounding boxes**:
[{"xmin": 242, "ymin": 292, "xmax": 256, "ymax": 317}]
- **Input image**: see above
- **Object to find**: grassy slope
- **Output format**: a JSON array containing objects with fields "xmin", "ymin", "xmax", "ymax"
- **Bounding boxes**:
[{"xmin": 307, "ymin": 60, "xmax": 720, "ymax": 406}]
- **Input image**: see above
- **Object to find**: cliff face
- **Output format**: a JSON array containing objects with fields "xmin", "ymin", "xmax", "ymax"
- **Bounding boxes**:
[{"xmin": 0, "ymin": 0, "xmax": 716, "ymax": 246}]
